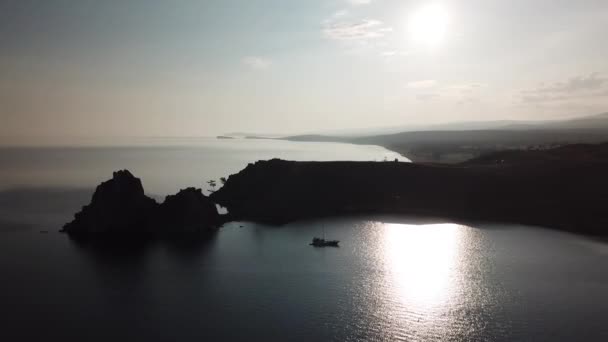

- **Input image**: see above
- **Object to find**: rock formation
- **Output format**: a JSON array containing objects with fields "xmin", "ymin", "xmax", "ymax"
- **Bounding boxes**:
[
  {"xmin": 63, "ymin": 143, "xmax": 608, "ymax": 238},
  {"xmin": 62, "ymin": 170, "xmax": 157, "ymax": 234},
  {"xmin": 152, "ymin": 187, "xmax": 220, "ymax": 233},
  {"xmin": 211, "ymin": 145, "xmax": 608, "ymax": 235},
  {"xmin": 62, "ymin": 170, "xmax": 220, "ymax": 236}
]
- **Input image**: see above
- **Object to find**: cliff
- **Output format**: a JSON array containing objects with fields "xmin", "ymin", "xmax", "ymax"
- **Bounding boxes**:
[{"xmin": 211, "ymin": 144, "xmax": 608, "ymax": 235}]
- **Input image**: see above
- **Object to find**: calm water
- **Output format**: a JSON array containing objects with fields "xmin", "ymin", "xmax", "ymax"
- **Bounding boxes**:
[
  {"xmin": 0, "ymin": 140, "xmax": 607, "ymax": 341},
  {"xmin": 0, "ymin": 138, "xmax": 406, "ymax": 195}
]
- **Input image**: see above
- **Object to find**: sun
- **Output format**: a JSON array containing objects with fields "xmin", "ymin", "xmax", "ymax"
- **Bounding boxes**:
[{"xmin": 408, "ymin": 4, "xmax": 450, "ymax": 47}]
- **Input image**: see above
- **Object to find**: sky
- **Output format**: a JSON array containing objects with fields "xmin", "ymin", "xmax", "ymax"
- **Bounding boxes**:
[{"xmin": 1, "ymin": 0, "xmax": 608, "ymax": 143}]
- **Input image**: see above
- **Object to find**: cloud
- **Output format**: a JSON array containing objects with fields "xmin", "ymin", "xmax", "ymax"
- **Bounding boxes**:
[
  {"xmin": 406, "ymin": 81, "xmax": 486, "ymax": 102},
  {"xmin": 441, "ymin": 84, "xmax": 487, "ymax": 104},
  {"xmin": 521, "ymin": 73, "xmax": 608, "ymax": 103},
  {"xmin": 406, "ymin": 80, "xmax": 438, "ymax": 102},
  {"xmin": 534, "ymin": 73, "xmax": 605, "ymax": 93},
  {"xmin": 444, "ymin": 83, "xmax": 485, "ymax": 94},
  {"xmin": 331, "ymin": 10, "xmax": 349, "ymax": 19},
  {"xmin": 323, "ymin": 19, "xmax": 392, "ymax": 42},
  {"xmin": 347, "ymin": 0, "xmax": 372, "ymax": 5},
  {"xmin": 416, "ymin": 93, "xmax": 440, "ymax": 101},
  {"xmin": 242, "ymin": 56, "xmax": 272, "ymax": 70},
  {"xmin": 381, "ymin": 50, "xmax": 410, "ymax": 58},
  {"xmin": 407, "ymin": 80, "xmax": 437, "ymax": 89}
]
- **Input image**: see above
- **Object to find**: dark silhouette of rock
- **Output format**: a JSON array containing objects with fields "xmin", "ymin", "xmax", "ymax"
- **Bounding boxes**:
[
  {"xmin": 63, "ymin": 143, "xmax": 608, "ymax": 238},
  {"xmin": 211, "ymin": 144, "xmax": 608, "ymax": 235},
  {"xmin": 62, "ymin": 170, "xmax": 157, "ymax": 235},
  {"xmin": 152, "ymin": 187, "xmax": 220, "ymax": 233},
  {"xmin": 62, "ymin": 171, "xmax": 220, "ymax": 236}
]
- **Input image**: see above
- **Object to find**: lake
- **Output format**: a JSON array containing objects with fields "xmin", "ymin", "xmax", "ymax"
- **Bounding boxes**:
[
  {"xmin": 0, "ymin": 138, "xmax": 406, "ymax": 196},
  {"xmin": 0, "ymin": 139, "xmax": 607, "ymax": 341}
]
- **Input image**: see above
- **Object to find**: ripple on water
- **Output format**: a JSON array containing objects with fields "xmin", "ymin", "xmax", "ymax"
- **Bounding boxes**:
[{"xmin": 331, "ymin": 221, "xmax": 523, "ymax": 341}]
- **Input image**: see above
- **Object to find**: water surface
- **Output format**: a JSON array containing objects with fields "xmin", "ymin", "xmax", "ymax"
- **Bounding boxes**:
[
  {"xmin": 0, "ymin": 218, "xmax": 606, "ymax": 341},
  {"xmin": 0, "ymin": 140, "xmax": 606, "ymax": 341},
  {"xmin": 0, "ymin": 138, "xmax": 405, "ymax": 195}
]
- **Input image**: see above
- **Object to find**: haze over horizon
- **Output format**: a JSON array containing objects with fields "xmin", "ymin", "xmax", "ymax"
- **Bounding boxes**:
[{"xmin": 2, "ymin": 0, "xmax": 608, "ymax": 144}]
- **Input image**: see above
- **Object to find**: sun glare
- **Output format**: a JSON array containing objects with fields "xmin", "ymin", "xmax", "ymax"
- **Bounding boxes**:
[
  {"xmin": 383, "ymin": 223, "xmax": 462, "ymax": 307},
  {"xmin": 408, "ymin": 3, "xmax": 449, "ymax": 47}
]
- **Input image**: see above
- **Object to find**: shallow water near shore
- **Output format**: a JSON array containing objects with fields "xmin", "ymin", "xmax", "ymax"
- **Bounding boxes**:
[{"xmin": 0, "ymin": 140, "xmax": 607, "ymax": 341}]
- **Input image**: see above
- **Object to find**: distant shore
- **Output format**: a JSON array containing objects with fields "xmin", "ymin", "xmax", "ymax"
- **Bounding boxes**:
[{"xmin": 277, "ymin": 128, "xmax": 608, "ymax": 163}]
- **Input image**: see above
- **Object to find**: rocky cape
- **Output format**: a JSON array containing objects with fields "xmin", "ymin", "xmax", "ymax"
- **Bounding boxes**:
[
  {"xmin": 212, "ymin": 143, "xmax": 608, "ymax": 236},
  {"xmin": 61, "ymin": 170, "xmax": 220, "ymax": 236}
]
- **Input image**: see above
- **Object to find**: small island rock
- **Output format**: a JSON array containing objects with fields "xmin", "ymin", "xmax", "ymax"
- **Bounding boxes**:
[
  {"xmin": 62, "ymin": 170, "xmax": 220, "ymax": 236},
  {"xmin": 62, "ymin": 170, "xmax": 157, "ymax": 234}
]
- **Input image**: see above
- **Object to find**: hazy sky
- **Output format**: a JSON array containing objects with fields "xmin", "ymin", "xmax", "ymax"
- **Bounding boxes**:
[{"xmin": 2, "ymin": 0, "xmax": 608, "ymax": 142}]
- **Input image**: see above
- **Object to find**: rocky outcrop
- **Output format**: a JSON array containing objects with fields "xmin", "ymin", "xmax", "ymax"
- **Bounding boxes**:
[
  {"xmin": 63, "ymin": 143, "xmax": 608, "ymax": 237},
  {"xmin": 211, "ymin": 144, "xmax": 608, "ymax": 235},
  {"xmin": 62, "ymin": 170, "xmax": 157, "ymax": 234},
  {"xmin": 62, "ymin": 170, "xmax": 220, "ymax": 236},
  {"xmin": 152, "ymin": 187, "xmax": 220, "ymax": 233}
]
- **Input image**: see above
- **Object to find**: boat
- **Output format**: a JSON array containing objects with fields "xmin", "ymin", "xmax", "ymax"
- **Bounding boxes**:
[
  {"xmin": 310, "ymin": 237, "xmax": 339, "ymax": 247},
  {"xmin": 310, "ymin": 226, "xmax": 339, "ymax": 247}
]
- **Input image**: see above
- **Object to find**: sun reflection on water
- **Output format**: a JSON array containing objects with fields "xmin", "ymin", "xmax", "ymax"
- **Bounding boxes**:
[
  {"xmin": 369, "ymin": 222, "xmax": 472, "ymax": 340},
  {"xmin": 382, "ymin": 223, "xmax": 463, "ymax": 308}
]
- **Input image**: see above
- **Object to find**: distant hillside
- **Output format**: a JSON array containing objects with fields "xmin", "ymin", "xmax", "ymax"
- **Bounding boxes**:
[
  {"xmin": 465, "ymin": 142, "xmax": 608, "ymax": 165},
  {"xmin": 223, "ymin": 132, "xmax": 283, "ymax": 138},
  {"xmin": 287, "ymin": 112, "xmax": 608, "ymax": 137},
  {"xmin": 227, "ymin": 112, "xmax": 608, "ymax": 140},
  {"xmin": 498, "ymin": 112, "xmax": 608, "ymax": 130},
  {"xmin": 544, "ymin": 112, "xmax": 608, "ymax": 129},
  {"xmin": 281, "ymin": 113, "xmax": 608, "ymax": 163}
]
